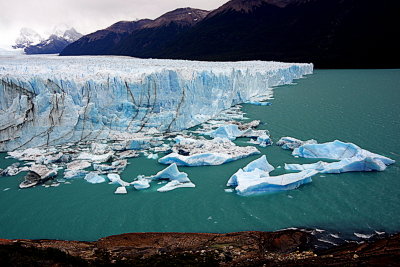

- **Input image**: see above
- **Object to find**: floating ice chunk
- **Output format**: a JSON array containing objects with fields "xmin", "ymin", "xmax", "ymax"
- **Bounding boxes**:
[
  {"xmin": 292, "ymin": 140, "xmax": 395, "ymax": 164},
  {"xmin": 255, "ymin": 134, "xmax": 272, "ymax": 147},
  {"xmin": 159, "ymin": 137, "xmax": 260, "ymax": 166},
  {"xmin": 115, "ymin": 186, "xmax": 127, "ymax": 194},
  {"xmin": 107, "ymin": 173, "xmax": 130, "ymax": 187},
  {"xmin": 152, "ymin": 163, "xmax": 195, "ymax": 192},
  {"xmin": 277, "ymin": 137, "xmax": 317, "ymax": 150},
  {"xmin": 19, "ymin": 164, "xmax": 58, "ymax": 188},
  {"xmin": 285, "ymin": 157, "xmax": 388, "ymax": 173},
  {"xmin": 131, "ymin": 179, "xmax": 151, "ymax": 190},
  {"xmin": 243, "ymin": 155, "xmax": 275, "ymax": 173},
  {"xmin": 227, "ymin": 155, "xmax": 316, "ymax": 196},
  {"xmin": 153, "ymin": 163, "xmax": 190, "ymax": 183},
  {"xmin": 157, "ymin": 180, "xmax": 195, "ymax": 192},
  {"xmin": 93, "ymin": 160, "xmax": 127, "ymax": 173},
  {"xmin": 76, "ymin": 152, "xmax": 114, "ymax": 163},
  {"xmin": 146, "ymin": 153, "xmax": 159, "ymax": 160},
  {"xmin": 246, "ymin": 101, "xmax": 272, "ymax": 106},
  {"xmin": 0, "ymin": 163, "xmax": 21, "ymax": 176},
  {"xmin": 235, "ymin": 170, "xmax": 317, "ymax": 196},
  {"xmin": 36, "ymin": 152, "xmax": 64, "ymax": 165},
  {"xmin": 66, "ymin": 160, "xmax": 91, "ymax": 171},
  {"xmin": 227, "ymin": 155, "xmax": 274, "ymax": 187},
  {"xmin": 84, "ymin": 172, "xmax": 106, "ymax": 184},
  {"xmin": 118, "ymin": 150, "xmax": 138, "ymax": 159},
  {"xmin": 64, "ymin": 170, "xmax": 88, "ymax": 179},
  {"xmin": 206, "ymin": 124, "xmax": 244, "ymax": 140},
  {"xmin": 286, "ymin": 140, "xmax": 395, "ymax": 174}
]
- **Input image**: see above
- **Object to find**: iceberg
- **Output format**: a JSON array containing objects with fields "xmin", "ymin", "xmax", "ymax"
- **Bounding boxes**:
[
  {"xmin": 235, "ymin": 170, "xmax": 317, "ymax": 196},
  {"xmin": 131, "ymin": 179, "xmax": 151, "ymax": 190},
  {"xmin": 159, "ymin": 136, "xmax": 260, "ymax": 166},
  {"xmin": 0, "ymin": 163, "xmax": 21, "ymax": 176},
  {"xmin": 152, "ymin": 163, "xmax": 195, "ymax": 192},
  {"xmin": 277, "ymin": 137, "xmax": 317, "ymax": 150},
  {"xmin": 206, "ymin": 124, "xmax": 244, "ymax": 140},
  {"xmin": 227, "ymin": 155, "xmax": 316, "ymax": 196},
  {"xmin": 255, "ymin": 134, "xmax": 272, "ymax": 147},
  {"xmin": 114, "ymin": 186, "xmax": 127, "ymax": 194},
  {"xmin": 64, "ymin": 170, "xmax": 88, "ymax": 179},
  {"xmin": 0, "ymin": 55, "xmax": 312, "ymax": 151},
  {"xmin": 153, "ymin": 163, "xmax": 190, "ymax": 183},
  {"xmin": 93, "ymin": 160, "xmax": 127, "ymax": 173},
  {"xmin": 292, "ymin": 140, "xmax": 394, "ymax": 164},
  {"xmin": 19, "ymin": 164, "xmax": 58, "ymax": 188},
  {"xmin": 285, "ymin": 157, "xmax": 388, "ymax": 173},
  {"xmin": 286, "ymin": 140, "xmax": 395, "ymax": 173},
  {"xmin": 107, "ymin": 173, "xmax": 130, "ymax": 187},
  {"xmin": 246, "ymin": 101, "xmax": 272, "ymax": 106},
  {"xmin": 227, "ymin": 155, "xmax": 274, "ymax": 187},
  {"xmin": 66, "ymin": 160, "xmax": 91, "ymax": 171},
  {"xmin": 157, "ymin": 180, "xmax": 195, "ymax": 192},
  {"xmin": 84, "ymin": 172, "xmax": 106, "ymax": 184}
]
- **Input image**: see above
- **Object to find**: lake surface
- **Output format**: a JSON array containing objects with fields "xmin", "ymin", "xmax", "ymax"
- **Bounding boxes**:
[{"xmin": 0, "ymin": 69, "xmax": 399, "ymax": 241}]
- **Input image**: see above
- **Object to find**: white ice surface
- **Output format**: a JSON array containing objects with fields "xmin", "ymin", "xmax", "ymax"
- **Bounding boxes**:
[
  {"xmin": 159, "ymin": 136, "xmax": 260, "ymax": 166},
  {"xmin": 0, "ymin": 55, "xmax": 312, "ymax": 151},
  {"xmin": 286, "ymin": 140, "xmax": 395, "ymax": 173},
  {"xmin": 227, "ymin": 155, "xmax": 316, "ymax": 196}
]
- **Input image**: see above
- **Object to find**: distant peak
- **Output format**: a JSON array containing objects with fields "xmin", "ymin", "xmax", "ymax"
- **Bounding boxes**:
[
  {"xmin": 212, "ymin": 0, "xmax": 305, "ymax": 14},
  {"xmin": 143, "ymin": 7, "xmax": 210, "ymax": 28}
]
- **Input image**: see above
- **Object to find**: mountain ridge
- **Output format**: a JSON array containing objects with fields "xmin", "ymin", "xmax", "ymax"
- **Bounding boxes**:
[{"xmin": 60, "ymin": 0, "xmax": 400, "ymax": 68}]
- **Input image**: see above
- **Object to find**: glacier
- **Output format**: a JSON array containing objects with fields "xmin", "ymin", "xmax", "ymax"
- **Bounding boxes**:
[{"xmin": 0, "ymin": 55, "xmax": 312, "ymax": 151}]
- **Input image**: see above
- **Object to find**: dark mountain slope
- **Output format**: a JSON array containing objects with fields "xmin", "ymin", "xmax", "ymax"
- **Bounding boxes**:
[
  {"xmin": 60, "ymin": 8, "xmax": 209, "ymax": 57},
  {"xmin": 155, "ymin": 0, "xmax": 400, "ymax": 68},
  {"xmin": 60, "ymin": 19, "xmax": 151, "ymax": 56}
]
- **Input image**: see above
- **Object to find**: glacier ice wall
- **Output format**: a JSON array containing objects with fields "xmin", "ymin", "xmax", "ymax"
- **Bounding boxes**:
[{"xmin": 0, "ymin": 55, "xmax": 313, "ymax": 151}]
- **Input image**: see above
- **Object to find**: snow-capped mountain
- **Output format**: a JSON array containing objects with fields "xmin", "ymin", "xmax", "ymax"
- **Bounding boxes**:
[
  {"xmin": 13, "ymin": 26, "xmax": 82, "ymax": 54},
  {"xmin": 12, "ymin": 28, "xmax": 44, "ymax": 49}
]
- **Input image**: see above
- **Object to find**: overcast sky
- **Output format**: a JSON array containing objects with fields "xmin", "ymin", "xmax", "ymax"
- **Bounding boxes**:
[{"xmin": 0, "ymin": 0, "xmax": 228, "ymax": 49}]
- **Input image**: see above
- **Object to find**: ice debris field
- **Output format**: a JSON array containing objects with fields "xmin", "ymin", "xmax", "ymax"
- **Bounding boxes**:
[{"xmin": 0, "ymin": 55, "xmax": 395, "ymax": 195}]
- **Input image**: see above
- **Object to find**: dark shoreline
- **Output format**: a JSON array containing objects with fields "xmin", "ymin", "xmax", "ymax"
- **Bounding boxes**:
[{"xmin": 1, "ymin": 229, "xmax": 399, "ymax": 266}]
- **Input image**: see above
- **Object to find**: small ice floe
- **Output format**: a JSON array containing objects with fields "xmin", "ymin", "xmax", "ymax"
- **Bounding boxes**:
[
  {"xmin": 3, "ymin": 188, "xmax": 10, "ymax": 191},
  {"xmin": 276, "ymin": 136, "xmax": 317, "ymax": 150},
  {"xmin": 107, "ymin": 174, "xmax": 130, "ymax": 187},
  {"xmin": 84, "ymin": 172, "xmax": 106, "ymax": 184},
  {"xmin": 131, "ymin": 179, "xmax": 151, "ymax": 190},
  {"xmin": 0, "ymin": 163, "xmax": 21, "ymax": 177},
  {"xmin": 114, "ymin": 186, "xmax": 127, "ymax": 194}
]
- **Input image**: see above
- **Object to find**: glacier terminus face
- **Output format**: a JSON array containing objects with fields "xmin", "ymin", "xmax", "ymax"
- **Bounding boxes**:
[{"xmin": 0, "ymin": 55, "xmax": 313, "ymax": 151}]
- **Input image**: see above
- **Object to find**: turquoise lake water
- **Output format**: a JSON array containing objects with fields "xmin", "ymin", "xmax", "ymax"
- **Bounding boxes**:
[{"xmin": 0, "ymin": 69, "xmax": 399, "ymax": 241}]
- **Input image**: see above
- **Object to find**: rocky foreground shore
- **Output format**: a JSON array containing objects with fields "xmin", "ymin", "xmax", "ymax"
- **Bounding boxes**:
[{"xmin": 1, "ymin": 230, "xmax": 399, "ymax": 266}]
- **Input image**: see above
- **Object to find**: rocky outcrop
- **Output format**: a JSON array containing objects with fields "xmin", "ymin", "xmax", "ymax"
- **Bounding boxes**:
[{"xmin": 0, "ymin": 230, "xmax": 399, "ymax": 266}]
